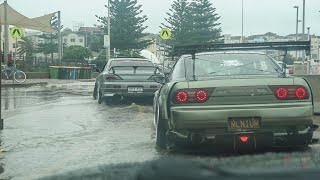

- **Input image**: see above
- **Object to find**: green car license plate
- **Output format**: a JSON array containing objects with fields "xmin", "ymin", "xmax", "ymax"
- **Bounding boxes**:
[{"xmin": 228, "ymin": 117, "xmax": 261, "ymax": 130}]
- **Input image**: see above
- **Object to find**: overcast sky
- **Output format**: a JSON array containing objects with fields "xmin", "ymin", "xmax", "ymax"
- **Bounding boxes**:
[{"xmin": 3, "ymin": 0, "xmax": 320, "ymax": 36}]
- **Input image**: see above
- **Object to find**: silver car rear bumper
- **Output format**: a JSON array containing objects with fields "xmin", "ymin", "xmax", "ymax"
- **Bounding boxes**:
[{"xmin": 101, "ymin": 81, "xmax": 160, "ymax": 98}]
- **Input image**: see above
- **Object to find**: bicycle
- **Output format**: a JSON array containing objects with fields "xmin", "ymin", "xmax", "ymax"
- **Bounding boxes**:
[{"xmin": 1, "ymin": 64, "xmax": 27, "ymax": 83}]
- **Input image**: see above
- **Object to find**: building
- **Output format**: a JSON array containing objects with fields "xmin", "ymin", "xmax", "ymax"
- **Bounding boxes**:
[
  {"xmin": 78, "ymin": 27, "xmax": 104, "ymax": 35},
  {"xmin": 224, "ymin": 32, "xmax": 320, "ymax": 61},
  {"xmin": 78, "ymin": 27, "xmax": 104, "ymax": 48},
  {"xmin": 224, "ymin": 34, "xmax": 242, "ymax": 44},
  {"xmin": 63, "ymin": 33, "xmax": 85, "ymax": 47}
]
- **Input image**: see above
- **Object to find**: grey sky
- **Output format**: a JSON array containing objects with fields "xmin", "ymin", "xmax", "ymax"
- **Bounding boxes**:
[{"xmin": 4, "ymin": 0, "xmax": 320, "ymax": 36}]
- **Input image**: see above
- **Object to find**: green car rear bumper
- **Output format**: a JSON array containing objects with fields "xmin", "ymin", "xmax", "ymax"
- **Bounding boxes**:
[{"xmin": 168, "ymin": 102, "xmax": 314, "ymax": 148}]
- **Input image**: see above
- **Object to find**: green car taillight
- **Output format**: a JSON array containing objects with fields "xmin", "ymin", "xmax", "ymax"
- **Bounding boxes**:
[
  {"xmin": 270, "ymin": 86, "xmax": 309, "ymax": 100},
  {"xmin": 173, "ymin": 89, "xmax": 210, "ymax": 104}
]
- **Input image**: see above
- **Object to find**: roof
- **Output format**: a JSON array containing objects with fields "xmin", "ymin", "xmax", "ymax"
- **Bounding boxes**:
[
  {"xmin": 78, "ymin": 27, "xmax": 103, "ymax": 33},
  {"xmin": 63, "ymin": 32, "xmax": 85, "ymax": 37}
]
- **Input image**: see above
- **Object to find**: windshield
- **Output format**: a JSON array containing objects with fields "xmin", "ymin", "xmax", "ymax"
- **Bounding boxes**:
[{"xmin": 184, "ymin": 53, "xmax": 279, "ymax": 78}]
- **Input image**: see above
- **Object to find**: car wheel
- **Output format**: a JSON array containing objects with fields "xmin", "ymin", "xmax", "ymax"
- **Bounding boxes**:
[
  {"xmin": 97, "ymin": 89, "xmax": 104, "ymax": 104},
  {"xmin": 155, "ymin": 106, "xmax": 168, "ymax": 149}
]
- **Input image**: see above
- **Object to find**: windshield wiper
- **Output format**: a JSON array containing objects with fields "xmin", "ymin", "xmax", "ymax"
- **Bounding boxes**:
[{"xmin": 274, "ymin": 67, "xmax": 286, "ymax": 77}]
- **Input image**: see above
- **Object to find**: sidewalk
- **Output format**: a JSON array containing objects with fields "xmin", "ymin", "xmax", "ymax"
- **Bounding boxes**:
[{"xmin": 1, "ymin": 79, "xmax": 96, "ymax": 87}]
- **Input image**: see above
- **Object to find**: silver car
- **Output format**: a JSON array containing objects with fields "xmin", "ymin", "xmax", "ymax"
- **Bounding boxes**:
[{"xmin": 93, "ymin": 58, "xmax": 163, "ymax": 105}]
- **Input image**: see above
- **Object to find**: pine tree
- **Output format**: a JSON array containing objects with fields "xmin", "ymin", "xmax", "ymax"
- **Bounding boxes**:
[
  {"xmin": 189, "ymin": 0, "xmax": 222, "ymax": 44},
  {"xmin": 96, "ymin": 0, "xmax": 151, "ymax": 50},
  {"xmin": 162, "ymin": 0, "xmax": 194, "ymax": 46}
]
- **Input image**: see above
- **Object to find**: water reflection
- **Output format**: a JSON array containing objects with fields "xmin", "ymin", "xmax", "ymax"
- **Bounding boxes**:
[
  {"xmin": 1, "ymin": 86, "xmax": 63, "ymax": 112},
  {"xmin": 0, "ymin": 131, "xmax": 4, "ymax": 175},
  {"xmin": 1, "ymin": 87, "xmax": 18, "ymax": 111}
]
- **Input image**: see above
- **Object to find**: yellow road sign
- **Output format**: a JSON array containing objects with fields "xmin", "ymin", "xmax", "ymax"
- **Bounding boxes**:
[
  {"xmin": 160, "ymin": 28, "xmax": 172, "ymax": 40},
  {"xmin": 10, "ymin": 27, "xmax": 24, "ymax": 39}
]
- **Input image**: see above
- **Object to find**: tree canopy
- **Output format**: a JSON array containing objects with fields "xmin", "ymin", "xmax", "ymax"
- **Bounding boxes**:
[
  {"xmin": 18, "ymin": 37, "xmax": 35, "ymax": 63},
  {"xmin": 163, "ymin": 0, "xmax": 222, "ymax": 48},
  {"xmin": 63, "ymin": 45, "xmax": 93, "ymax": 60},
  {"xmin": 96, "ymin": 0, "xmax": 151, "ymax": 50}
]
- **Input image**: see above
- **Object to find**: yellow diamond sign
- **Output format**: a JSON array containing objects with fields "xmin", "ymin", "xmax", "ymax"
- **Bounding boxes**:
[
  {"xmin": 10, "ymin": 27, "xmax": 24, "ymax": 39},
  {"xmin": 160, "ymin": 28, "xmax": 172, "ymax": 40}
]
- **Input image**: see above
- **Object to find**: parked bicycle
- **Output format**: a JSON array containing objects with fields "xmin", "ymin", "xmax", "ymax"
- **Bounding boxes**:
[{"xmin": 1, "ymin": 64, "xmax": 27, "ymax": 83}]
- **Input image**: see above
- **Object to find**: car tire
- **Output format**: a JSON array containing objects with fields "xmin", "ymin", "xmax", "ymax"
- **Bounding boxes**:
[
  {"xmin": 155, "ymin": 106, "xmax": 168, "ymax": 149},
  {"xmin": 97, "ymin": 89, "xmax": 104, "ymax": 104}
]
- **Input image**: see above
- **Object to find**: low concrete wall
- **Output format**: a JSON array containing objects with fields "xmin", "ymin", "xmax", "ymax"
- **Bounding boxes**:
[
  {"xmin": 25, "ymin": 72, "xmax": 50, "ymax": 79},
  {"xmin": 294, "ymin": 75, "xmax": 320, "ymax": 114}
]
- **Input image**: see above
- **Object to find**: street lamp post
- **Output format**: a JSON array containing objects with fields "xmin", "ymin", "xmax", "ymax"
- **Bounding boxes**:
[
  {"xmin": 302, "ymin": 0, "xmax": 305, "ymax": 40},
  {"xmin": 294, "ymin": 6, "xmax": 299, "ymax": 41},
  {"xmin": 294, "ymin": 6, "xmax": 300, "ymax": 61}
]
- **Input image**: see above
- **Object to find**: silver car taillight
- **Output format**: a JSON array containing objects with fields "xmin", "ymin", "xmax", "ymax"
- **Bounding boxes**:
[{"xmin": 105, "ymin": 74, "xmax": 122, "ymax": 80}]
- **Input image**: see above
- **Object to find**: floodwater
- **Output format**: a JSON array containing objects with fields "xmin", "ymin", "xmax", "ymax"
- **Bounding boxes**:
[{"xmin": 0, "ymin": 81, "xmax": 320, "ymax": 179}]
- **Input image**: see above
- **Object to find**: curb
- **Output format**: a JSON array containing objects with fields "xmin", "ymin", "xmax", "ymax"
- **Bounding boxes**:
[{"xmin": 1, "ymin": 82, "xmax": 48, "ymax": 88}]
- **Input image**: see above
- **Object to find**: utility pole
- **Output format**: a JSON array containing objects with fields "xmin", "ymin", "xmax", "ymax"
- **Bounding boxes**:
[
  {"xmin": 307, "ymin": 27, "xmax": 311, "ymax": 74},
  {"xmin": 241, "ymin": 0, "xmax": 244, "ymax": 43},
  {"xmin": 106, "ymin": 0, "xmax": 111, "ymax": 62},
  {"xmin": 294, "ymin": 6, "xmax": 299, "ymax": 61},
  {"xmin": 302, "ymin": 0, "xmax": 306, "ymax": 39},
  {"xmin": 302, "ymin": 0, "xmax": 306, "ymax": 64},
  {"xmin": 4, "ymin": 0, "xmax": 9, "ymax": 65},
  {"xmin": 57, "ymin": 11, "xmax": 62, "ymax": 66},
  {"xmin": 0, "ymin": 23, "xmax": 2, "ymax": 64}
]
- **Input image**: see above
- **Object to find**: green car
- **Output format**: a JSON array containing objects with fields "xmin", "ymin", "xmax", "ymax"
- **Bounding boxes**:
[{"xmin": 153, "ymin": 51, "xmax": 317, "ymax": 150}]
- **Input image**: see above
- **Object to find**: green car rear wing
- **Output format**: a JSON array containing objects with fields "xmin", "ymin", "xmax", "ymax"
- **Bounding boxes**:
[{"xmin": 172, "ymin": 41, "xmax": 311, "ymax": 56}]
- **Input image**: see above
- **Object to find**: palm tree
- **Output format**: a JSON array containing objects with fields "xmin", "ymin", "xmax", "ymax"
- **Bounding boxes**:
[{"xmin": 18, "ymin": 37, "xmax": 35, "ymax": 64}]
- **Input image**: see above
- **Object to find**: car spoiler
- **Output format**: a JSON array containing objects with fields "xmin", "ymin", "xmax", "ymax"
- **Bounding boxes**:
[
  {"xmin": 109, "ymin": 66, "xmax": 160, "ymax": 75},
  {"xmin": 172, "ymin": 41, "xmax": 311, "ymax": 80},
  {"xmin": 172, "ymin": 41, "xmax": 311, "ymax": 56}
]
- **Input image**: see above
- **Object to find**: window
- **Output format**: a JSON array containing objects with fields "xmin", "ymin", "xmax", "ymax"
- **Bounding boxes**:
[
  {"xmin": 171, "ymin": 57, "xmax": 186, "ymax": 80},
  {"xmin": 79, "ymin": 39, "xmax": 83, "ymax": 43},
  {"xmin": 13, "ymin": 43, "xmax": 18, "ymax": 48},
  {"xmin": 64, "ymin": 38, "xmax": 67, "ymax": 43},
  {"xmin": 71, "ymin": 38, "xmax": 76, "ymax": 42}
]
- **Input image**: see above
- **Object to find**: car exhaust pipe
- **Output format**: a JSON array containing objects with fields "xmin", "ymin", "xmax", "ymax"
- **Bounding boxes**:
[{"xmin": 189, "ymin": 133, "xmax": 206, "ymax": 145}]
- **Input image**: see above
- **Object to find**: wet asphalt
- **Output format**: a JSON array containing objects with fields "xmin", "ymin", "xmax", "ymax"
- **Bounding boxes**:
[{"xmin": 0, "ymin": 81, "xmax": 320, "ymax": 180}]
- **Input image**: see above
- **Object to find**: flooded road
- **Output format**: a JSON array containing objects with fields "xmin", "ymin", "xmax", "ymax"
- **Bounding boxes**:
[{"xmin": 1, "ymin": 81, "xmax": 320, "ymax": 179}]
